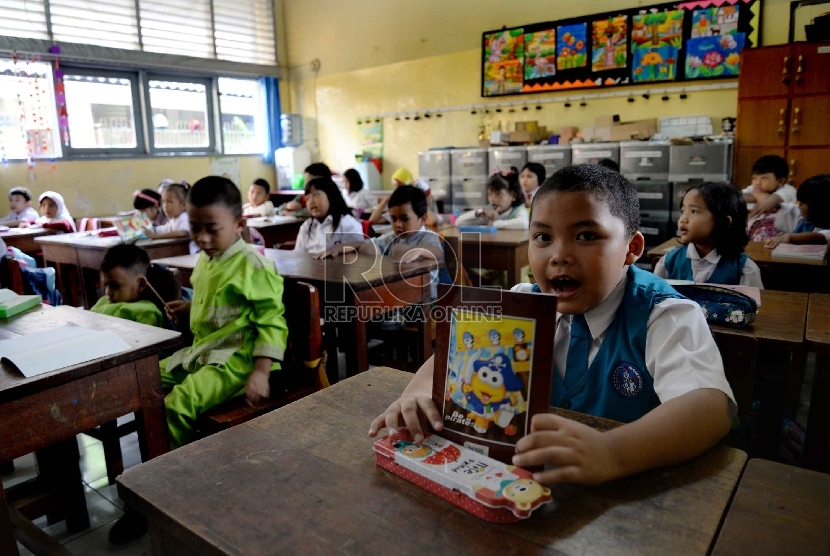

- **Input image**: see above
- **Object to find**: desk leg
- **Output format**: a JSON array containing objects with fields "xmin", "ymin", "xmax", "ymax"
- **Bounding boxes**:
[
  {"xmin": 80, "ymin": 267, "xmax": 99, "ymax": 310},
  {"xmin": 344, "ymin": 319, "xmax": 369, "ymax": 377},
  {"xmin": 36, "ymin": 439, "xmax": 89, "ymax": 533},
  {"xmin": 416, "ymin": 278, "xmax": 432, "ymax": 367},
  {"xmin": 803, "ymin": 353, "xmax": 830, "ymax": 472},
  {"xmin": 754, "ymin": 348, "xmax": 791, "ymax": 460},
  {"xmin": 0, "ymin": 483, "xmax": 18, "ymax": 556},
  {"xmin": 785, "ymin": 346, "xmax": 808, "ymax": 414},
  {"xmin": 134, "ymin": 356, "xmax": 170, "ymax": 459}
]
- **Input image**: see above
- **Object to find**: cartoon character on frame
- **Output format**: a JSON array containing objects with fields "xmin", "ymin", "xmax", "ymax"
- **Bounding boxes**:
[{"xmin": 463, "ymin": 355, "xmax": 523, "ymax": 434}]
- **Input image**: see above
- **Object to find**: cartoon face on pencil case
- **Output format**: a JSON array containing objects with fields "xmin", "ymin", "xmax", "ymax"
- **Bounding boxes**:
[{"xmin": 374, "ymin": 428, "xmax": 552, "ymax": 521}]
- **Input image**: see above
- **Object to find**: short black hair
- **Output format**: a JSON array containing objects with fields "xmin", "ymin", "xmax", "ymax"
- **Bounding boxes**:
[
  {"xmin": 487, "ymin": 173, "xmax": 525, "ymax": 208},
  {"xmin": 133, "ymin": 188, "xmax": 161, "ymax": 211},
  {"xmin": 164, "ymin": 182, "xmax": 189, "ymax": 203},
  {"xmin": 188, "ymin": 176, "xmax": 243, "ymax": 218},
  {"xmin": 101, "ymin": 244, "xmax": 150, "ymax": 276},
  {"xmin": 796, "ymin": 174, "xmax": 830, "ymax": 228},
  {"xmin": 520, "ymin": 162, "xmax": 546, "ymax": 187},
  {"xmin": 751, "ymin": 155, "xmax": 789, "ymax": 180},
  {"xmin": 304, "ymin": 163, "xmax": 332, "ymax": 179},
  {"xmin": 343, "ymin": 168, "xmax": 364, "ymax": 193},
  {"xmin": 9, "ymin": 187, "xmax": 32, "ymax": 202},
  {"xmin": 252, "ymin": 178, "xmax": 271, "ymax": 194},
  {"xmin": 597, "ymin": 158, "xmax": 620, "ymax": 173},
  {"xmin": 682, "ymin": 182, "xmax": 748, "ymax": 258},
  {"xmin": 304, "ymin": 177, "xmax": 352, "ymax": 234},
  {"xmin": 388, "ymin": 185, "xmax": 428, "ymax": 217},
  {"xmin": 533, "ymin": 164, "xmax": 640, "ymax": 236}
]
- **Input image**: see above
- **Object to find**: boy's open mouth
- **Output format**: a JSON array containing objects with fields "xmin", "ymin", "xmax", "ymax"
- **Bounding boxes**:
[{"xmin": 550, "ymin": 276, "xmax": 581, "ymax": 297}]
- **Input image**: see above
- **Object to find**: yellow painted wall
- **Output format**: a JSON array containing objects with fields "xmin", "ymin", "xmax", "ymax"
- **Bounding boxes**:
[
  {"xmin": 284, "ymin": 0, "xmax": 793, "ymax": 188},
  {"xmin": 0, "ymin": 157, "xmax": 275, "ymax": 217}
]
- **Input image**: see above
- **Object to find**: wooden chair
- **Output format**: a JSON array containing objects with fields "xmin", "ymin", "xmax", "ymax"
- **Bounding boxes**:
[
  {"xmin": 196, "ymin": 279, "xmax": 327, "ymax": 436},
  {"xmin": 0, "ymin": 256, "xmax": 26, "ymax": 295},
  {"xmin": 712, "ymin": 329, "xmax": 758, "ymax": 452},
  {"xmin": 84, "ymin": 263, "xmax": 184, "ymax": 485}
]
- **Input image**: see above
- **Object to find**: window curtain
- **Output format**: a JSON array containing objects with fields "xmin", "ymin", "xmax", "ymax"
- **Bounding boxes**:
[{"xmin": 262, "ymin": 76, "xmax": 282, "ymax": 164}]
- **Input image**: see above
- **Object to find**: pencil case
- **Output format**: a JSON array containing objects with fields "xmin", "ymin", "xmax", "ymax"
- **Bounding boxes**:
[
  {"xmin": 97, "ymin": 229, "xmax": 119, "ymax": 238},
  {"xmin": 458, "ymin": 226, "xmax": 498, "ymax": 233},
  {"xmin": 373, "ymin": 428, "xmax": 552, "ymax": 522},
  {"xmin": 671, "ymin": 284, "xmax": 757, "ymax": 327}
]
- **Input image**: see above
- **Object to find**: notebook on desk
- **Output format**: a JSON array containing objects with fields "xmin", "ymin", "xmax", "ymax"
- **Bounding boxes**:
[
  {"xmin": 114, "ymin": 213, "xmax": 152, "ymax": 243},
  {"xmin": 771, "ymin": 243, "xmax": 828, "ymax": 261}
]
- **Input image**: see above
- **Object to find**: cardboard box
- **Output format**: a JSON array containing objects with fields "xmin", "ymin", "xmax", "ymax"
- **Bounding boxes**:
[
  {"xmin": 581, "ymin": 126, "xmax": 596, "ymax": 141},
  {"xmin": 560, "ymin": 126, "xmax": 579, "ymax": 136},
  {"xmin": 515, "ymin": 121, "xmax": 539, "ymax": 132},
  {"xmin": 607, "ymin": 118, "xmax": 657, "ymax": 141},
  {"xmin": 478, "ymin": 139, "xmax": 491, "ymax": 148},
  {"xmin": 490, "ymin": 131, "xmax": 510, "ymax": 144},
  {"xmin": 510, "ymin": 130, "xmax": 536, "ymax": 143},
  {"xmin": 595, "ymin": 114, "xmax": 620, "ymax": 127}
]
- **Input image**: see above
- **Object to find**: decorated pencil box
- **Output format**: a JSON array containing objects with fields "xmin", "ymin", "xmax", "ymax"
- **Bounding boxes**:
[{"xmin": 373, "ymin": 428, "xmax": 553, "ymax": 523}]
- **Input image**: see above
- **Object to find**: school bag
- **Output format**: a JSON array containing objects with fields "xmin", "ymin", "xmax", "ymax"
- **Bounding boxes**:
[{"xmin": 669, "ymin": 282, "xmax": 758, "ymax": 327}]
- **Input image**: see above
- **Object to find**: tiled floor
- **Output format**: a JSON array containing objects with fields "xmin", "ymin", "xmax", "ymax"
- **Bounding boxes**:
[{"xmin": 2, "ymin": 416, "xmax": 149, "ymax": 556}]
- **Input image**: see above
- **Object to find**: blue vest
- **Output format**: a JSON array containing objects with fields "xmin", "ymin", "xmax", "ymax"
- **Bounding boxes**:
[
  {"xmin": 536, "ymin": 266, "xmax": 684, "ymax": 423},
  {"xmin": 662, "ymin": 245, "xmax": 747, "ymax": 286},
  {"xmin": 794, "ymin": 220, "xmax": 816, "ymax": 233}
]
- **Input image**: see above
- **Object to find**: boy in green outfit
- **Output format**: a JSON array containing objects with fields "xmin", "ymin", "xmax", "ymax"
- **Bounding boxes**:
[{"xmin": 91, "ymin": 244, "xmax": 163, "ymax": 327}]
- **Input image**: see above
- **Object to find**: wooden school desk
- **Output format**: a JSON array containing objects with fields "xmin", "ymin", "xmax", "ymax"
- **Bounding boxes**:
[
  {"xmin": 36, "ymin": 232, "xmax": 191, "ymax": 308},
  {"xmin": 117, "ymin": 367, "xmax": 746, "ymax": 556},
  {"xmin": 647, "ymin": 238, "xmax": 829, "ymax": 292},
  {"xmin": 152, "ymin": 249, "xmax": 435, "ymax": 376},
  {"xmin": 441, "ymin": 227, "xmax": 529, "ymax": 287},
  {"xmin": 802, "ymin": 293, "xmax": 830, "ymax": 472},
  {"xmin": 246, "ymin": 215, "xmax": 304, "ymax": 248},
  {"xmin": 712, "ymin": 459, "xmax": 830, "ymax": 556},
  {"xmin": 0, "ymin": 228, "xmax": 55, "ymax": 255},
  {"xmin": 0, "ymin": 305, "xmax": 180, "ymax": 556}
]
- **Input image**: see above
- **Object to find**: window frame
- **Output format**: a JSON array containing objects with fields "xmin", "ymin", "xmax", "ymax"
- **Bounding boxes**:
[
  {"xmin": 144, "ymin": 73, "xmax": 217, "ymax": 155},
  {"xmin": 62, "ymin": 66, "xmax": 146, "ymax": 157},
  {"xmin": 216, "ymin": 76, "xmax": 268, "ymax": 156}
]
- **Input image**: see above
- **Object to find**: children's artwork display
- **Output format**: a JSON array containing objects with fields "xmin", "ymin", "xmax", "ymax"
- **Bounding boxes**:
[
  {"xmin": 481, "ymin": 0, "xmax": 762, "ymax": 96},
  {"xmin": 432, "ymin": 285, "xmax": 556, "ymax": 463}
]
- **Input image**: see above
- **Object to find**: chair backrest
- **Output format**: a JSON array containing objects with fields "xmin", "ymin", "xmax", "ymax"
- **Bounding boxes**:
[
  {"xmin": 0, "ymin": 256, "xmax": 26, "ymax": 295},
  {"xmin": 146, "ymin": 263, "xmax": 182, "ymax": 306},
  {"xmin": 439, "ymin": 233, "xmax": 472, "ymax": 286},
  {"xmin": 361, "ymin": 219, "xmax": 376, "ymax": 239},
  {"xmin": 281, "ymin": 278, "xmax": 326, "ymax": 389},
  {"xmin": 712, "ymin": 329, "xmax": 757, "ymax": 417},
  {"xmin": 77, "ymin": 217, "xmax": 100, "ymax": 232}
]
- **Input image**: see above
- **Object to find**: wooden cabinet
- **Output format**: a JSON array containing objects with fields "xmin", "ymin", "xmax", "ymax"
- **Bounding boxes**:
[{"xmin": 737, "ymin": 42, "xmax": 830, "ymax": 187}]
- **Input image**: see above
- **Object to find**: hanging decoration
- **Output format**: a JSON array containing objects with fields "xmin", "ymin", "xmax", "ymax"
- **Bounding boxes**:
[{"xmin": 50, "ymin": 45, "xmax": 70, "ymax": 148}]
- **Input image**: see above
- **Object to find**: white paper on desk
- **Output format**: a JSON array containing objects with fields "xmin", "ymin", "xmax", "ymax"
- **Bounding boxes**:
[{"xmin": 0, "ymin": 323, "xmax": 131, "ymax": 378}]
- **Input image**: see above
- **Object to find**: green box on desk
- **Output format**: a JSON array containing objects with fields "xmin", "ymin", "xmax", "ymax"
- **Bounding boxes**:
[{"xmin": 0, "ymin": 290, "xmax": 42, "ymax": 319}]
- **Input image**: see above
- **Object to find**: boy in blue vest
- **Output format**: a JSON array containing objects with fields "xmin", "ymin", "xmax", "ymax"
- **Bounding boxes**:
[{"xmin": 369, "ymin": 164, "xmax": 735, "ymax": 485}]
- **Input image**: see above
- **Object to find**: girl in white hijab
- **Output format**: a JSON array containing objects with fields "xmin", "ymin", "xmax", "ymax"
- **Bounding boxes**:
[{"xmin": 28, "ymin": 191, "xmax": 76, "ymax": 232}]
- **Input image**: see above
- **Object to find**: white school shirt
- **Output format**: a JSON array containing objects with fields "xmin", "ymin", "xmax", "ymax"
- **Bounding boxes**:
[
  {"xmin": 511, "ymin": 275, "xmax": 737, "ymax": 414},
  {"xmin": 654, "ymin": 243, "xmax": 764, "ymax": 288},
  {"xmin": 1, "ymin": 207, "xmax": 39, "ymax": 222},
  {"xmin": 742, "ymin": 183, "xmax": 797, "ymax": 207},
  {"xmin": 294, "ymin": 214, "xmax": 364, "ymax": 258},
  {"xmin": 154, "ymin": 212, "xmax": 198, "ymax": 254},
  {"xmin": 345, "ymin": 189, "xmax": 377, "ymax": 211},
  {"xmin": 455, "ymin": 205, "xmax": 529, "ymax": 230},
  {"xmin": 774, "ymin": 203, "xmax": 830, "ymax": 241},
  {"xmin": 243, "ymin": 201, "xmax": 275, "ymax": 217}
]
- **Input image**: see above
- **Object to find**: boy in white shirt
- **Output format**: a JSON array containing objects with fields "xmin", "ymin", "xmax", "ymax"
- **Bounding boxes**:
[
  {"xmin": 742, "ymin": 155, "xmax": 796, "ymax": 218},
  {"xmin": 370, "ymin": 164, "xmax": 734, "ymax": 486},
  {"xmin": 243, "ymin": 178, "xmax": 276, "ymax": 217},
  {"xmin": 1, "ymin": 187, "xmax": 39, "ymax": 226}
]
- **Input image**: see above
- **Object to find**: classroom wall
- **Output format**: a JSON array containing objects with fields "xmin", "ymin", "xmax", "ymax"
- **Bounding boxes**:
[
  {"xmin": 0, "ymin": 157, "xmax": 275, "ymax": 217},
  {"xmin": 281, "ymin": 0, "xmax": 793, "ymax": 188}
]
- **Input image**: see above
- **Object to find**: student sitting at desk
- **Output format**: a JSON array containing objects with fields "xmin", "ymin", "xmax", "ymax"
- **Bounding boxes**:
[
  {"xmin": 90, "ymin": 244, "xmax": 163, "ymax": 327},
  {"xmin": 1, "ymin": 187, "xmax": 39, "ymax": 227},
  {"xmin": 132, "ymin": 188, "xmax": 166, "ymax": 227},
  {"xmin": 294, "ymin": 177, "xmax": 364, "ymax": 258},
  {"xmin": 369, "ymin": 167, "xmax": 439, "ymax": 228},
  {"xmin": 742, "ymin": 155, "xmax": 796, "ymax": 219},
  {"xmin": 21, "ymin": 191, "xmax": 76, "ymax": 232},
  {"xmin": 278, "ymin": 162, "xmax": 331, "ymax": 218},
  {"xmin": 370, "ymin": 164, "xmax": 735, "ymax": 486},
  {"xmin": 455, "ymin": 172, "xmax": 529, "ymax": 229},
  {"xmin": 342, "ymin": 168, "xmax": 377, "ymax": 216},
  {"xmin": 519, "ymin": 163, "xmax": 545, "ymax": 209},
  {"xmin": 765, "ymin": 174, "xmax": 830, "ymax": 248},
  {"xmin": 244, "ymin": 178, "xmax": 276, "ymax": 217},
  {"xmin": 145, "ymin": 182, "xmax": 190, "ymax": 240},
  {"xmin": 323, "ymin": 185, "xmax": 444, "ymax": 300},
  {"xmin": 655, "ymin": 182, "xmax": 763, "ymax": 287}
]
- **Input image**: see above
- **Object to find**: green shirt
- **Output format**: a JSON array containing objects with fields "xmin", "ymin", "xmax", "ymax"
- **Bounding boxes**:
[
  {"xmin": 167, "ymin": 239, "xmax": 288, "ymax": 373},
  {"xmin": 90, "ymin": 297, "xmax": 163, "ymax": 328}
]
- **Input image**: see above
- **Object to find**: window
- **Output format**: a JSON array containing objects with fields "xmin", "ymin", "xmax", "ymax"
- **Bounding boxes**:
[
  {"xmin": 0, "ymin": 0, "xmax": 50, "ymax": 40},
  {"xmin": 213, "ymin": 0, "xmax": 276, "ymax": 65},
  {"xmin": 218, "ymin": 78, "xmax": 266, "ymax": 155},
  {"xmin": 138, "ymin": 0, "xmax": 213, "ymax": 59},
  {"xmin": 147, "ymin": 78, "xmax": 214, "ymax": 152},
  {"xmin": 49, "ymin": 0, "xmax": 140, "ymax": 50},
  {"xmin": 62, "ymin": 69, "xmax": 144, "ymax": 154},
  {"xmin": 0, "ymin": 59, "xmax": 61, "ymax": 161}
]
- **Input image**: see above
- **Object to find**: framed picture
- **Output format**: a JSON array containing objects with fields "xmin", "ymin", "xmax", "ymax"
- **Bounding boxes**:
[{"xmin": 432, "ymin": 285, "xmax": 556, "ymax": 463}]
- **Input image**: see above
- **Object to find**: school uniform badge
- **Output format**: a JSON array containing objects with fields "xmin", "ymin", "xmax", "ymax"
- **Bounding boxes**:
[{"xmin": 611, "ymin": 362, "xmax": 643, "ymax": 399}]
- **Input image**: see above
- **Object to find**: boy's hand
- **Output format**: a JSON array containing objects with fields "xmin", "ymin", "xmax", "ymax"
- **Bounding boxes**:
[
  {"xmin": 368, "ymin": 394, "xmax": 443, "ymax": 444},
  {"xmin": 285, "ymin": 201, "xmax": 302, "ymax": 211},
  {"xmin": 315, "ymin": 244, "xmax": 356, "ymax": 260},
  {"xmin": 765, "ymin": 233, "xmax": 790, "ymax": 248},
  {"xmin": 165, "ymin": 300, "xmax": 191, "ymax": 326},
  {"xmin": 512, "ymin": 413, "xmax": 621, "ymax": 485},
  {"xmin": 749, "ymin": 193, "xmax": 782, "ymax": 218},
  {"xmin": 481, "ymin": 207, "xmax": 499, "ymax": 224},
  {"xmin": 246, "ymin": 358, "xmax": 272, "ymax": 406}
]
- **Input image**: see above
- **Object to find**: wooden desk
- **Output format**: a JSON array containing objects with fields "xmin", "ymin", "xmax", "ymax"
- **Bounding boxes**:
[
  {"xmin": 647, "ymin": 238, "xmax": 829, "ymax": 292},
  {"xmin": 36, "ymin": 233, "xmax": 191, "ymax": 308},
  {"xmin": 0, "ymin": 305, "xmax": 180, "ymax": 556},
  {"xmin": 246, "ymin": 215, "xmax": 304, "ymax": 248},
  {"xmin": 0, "ymin": 228, "xmax": 55, "ymax": 255},
  {"xmin": 713, "ymin": 459, "xmax": 830, "ymax": 555},
  {"xmin": 441, "ymin": 227, "xmax": 529, "ymax": 286},
  {"xmin": 118, "ymin": 367, "xmax": 746, "ymax": 556},
  {"xmin": 153, "ymin": 250, "xmax": 436, "ymax": 377},
  {"xmin": 803, "ymin": 293, "xmax": 830, "ymax": 472}
]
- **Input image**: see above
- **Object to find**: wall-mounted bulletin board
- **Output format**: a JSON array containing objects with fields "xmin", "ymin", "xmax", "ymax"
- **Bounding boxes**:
[{"xmin": 482, "ymin": 0, "xmax": 762, "ymax": 97}]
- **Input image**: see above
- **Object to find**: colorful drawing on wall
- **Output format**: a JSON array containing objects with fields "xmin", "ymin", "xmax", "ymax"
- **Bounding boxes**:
[
  {"xmin": 686, "ymin": 33, "xmax": 746, "ymax": 78},
  {"xmin": 443, "ymin": 310, "xmax": 536, "ymax": 447},
  {"xmin": 556, "ymin": 23, "xmax": 587, "ymax": 70},
  {"xmin": 524, "ymin": 30, "xmax": 556, "ymax": 80},
  {"xmin": 592, "ymin": 16, "xmax": 628, "ymax": 72},
  {"xmin": 483, "ymin": 29, "xmax": 525, "ymax": 96},
  {"xmin": 691, "ymin": 6, "xmax": 740, "ymax": 38},
  {"xmin": 631, "ymin": 10, "xmax": 684, "ymax": 82}
]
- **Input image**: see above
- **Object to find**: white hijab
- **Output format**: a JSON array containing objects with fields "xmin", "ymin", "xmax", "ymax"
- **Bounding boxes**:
[{"xmin": 37, "ymin": 191, "xmax": 76, "ymax": 231}]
